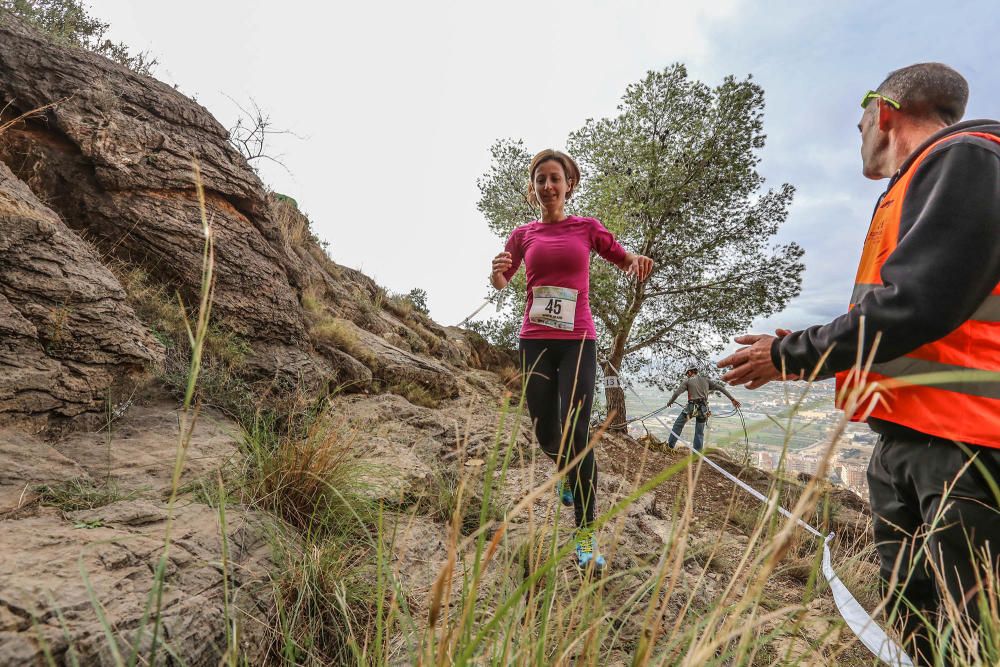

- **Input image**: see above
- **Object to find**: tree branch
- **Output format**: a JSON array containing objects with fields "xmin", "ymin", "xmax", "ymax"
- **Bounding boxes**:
[
  {"xmin": 624, "ymin": 314, "xmax": 686, "ymax": 355},
  {"xmin": 642, "ymin": 263, "xmax": 777, "ymax": 299}
]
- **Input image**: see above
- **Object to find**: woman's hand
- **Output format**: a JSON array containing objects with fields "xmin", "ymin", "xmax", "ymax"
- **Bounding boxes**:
[
  {"xmin": 623, "ymin": 253, "xmax": 654, "ymax": 282},
  {"xmin": 491, "ymin": 251, "xmax": 512, "ymax": 289}
]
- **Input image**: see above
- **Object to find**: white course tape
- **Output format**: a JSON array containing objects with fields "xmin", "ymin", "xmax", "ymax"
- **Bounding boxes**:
[
  {"xmin": 602, "ymin": 361, "xmax": 913, "ymax": 666},
  {"xmin": 690, "ymin": 442, "xmax": 912, "ymax": 665},
  {"xmin": 821, "ymin": 535, "xmax": 914, "ymax": 666},
  {"xmin": 457, "ymin": 297, "xmax": 494, "ymax": 328}
]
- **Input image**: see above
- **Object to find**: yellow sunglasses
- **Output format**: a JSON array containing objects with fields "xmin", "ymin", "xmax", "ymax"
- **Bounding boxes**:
[{"xmin": 861, "ymin": 90, "xmax": 901, "ymax": 110}]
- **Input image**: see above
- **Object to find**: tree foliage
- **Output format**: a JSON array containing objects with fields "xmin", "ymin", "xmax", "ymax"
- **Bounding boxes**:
[
  {"xmin": 1, "ymin": 0, "xmax": 157, "ymax": 75},
  {"xmin": 404, "ymin": 288, "xmax": 429, "ymax": 315},
  {"xmin": 476, "ymin": 65, "xmax": 804, "ymax": 422}
]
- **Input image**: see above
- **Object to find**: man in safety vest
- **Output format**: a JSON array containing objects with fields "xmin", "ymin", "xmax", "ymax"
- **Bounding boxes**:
[
  {"xmin": 717, "ymin": 63, "xmax": 1000, "ymax": 664},
  {"xmin": 665, "ymin": 365, "xmax": 741, "ymax": 452}
]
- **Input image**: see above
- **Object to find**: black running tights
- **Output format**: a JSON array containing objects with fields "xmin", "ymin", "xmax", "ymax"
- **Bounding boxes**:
[{"xmin": 519, "ymin": 338, "xmax": 597, "ymax": 528}]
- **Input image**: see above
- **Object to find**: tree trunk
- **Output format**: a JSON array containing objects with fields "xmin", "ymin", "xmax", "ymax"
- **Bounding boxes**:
[
  {"xmin": 604, "ymin": 382, "xmax": 628, "ymax": 431},
  {"xmin": 599, "ymin": 284, "xmax": 645, "ymax": 431},
  {"xmin": 600, "ymin": 350, "xmax": 628, "ymax": 431}
]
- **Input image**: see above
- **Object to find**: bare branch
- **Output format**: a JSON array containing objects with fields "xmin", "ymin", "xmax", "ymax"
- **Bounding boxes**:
[{"xmin": 223, "ymin": 94, "xmax": 301, "ymax": 175}]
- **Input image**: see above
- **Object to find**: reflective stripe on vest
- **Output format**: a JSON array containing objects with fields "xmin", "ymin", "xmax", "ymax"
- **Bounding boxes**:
[{"xmin": 835, "ymin": 131, "xmax": 1000, "ymax": 449}]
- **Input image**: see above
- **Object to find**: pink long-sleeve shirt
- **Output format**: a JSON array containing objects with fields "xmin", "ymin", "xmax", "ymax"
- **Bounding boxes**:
[{"xmin": 503, "ymin": 216, "xmax": 627, "ymax": 340}]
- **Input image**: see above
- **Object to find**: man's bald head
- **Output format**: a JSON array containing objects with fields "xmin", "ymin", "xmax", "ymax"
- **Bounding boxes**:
[{"xmin": 877, "ymin": 63, "xmax": 968, "ymax": 126}]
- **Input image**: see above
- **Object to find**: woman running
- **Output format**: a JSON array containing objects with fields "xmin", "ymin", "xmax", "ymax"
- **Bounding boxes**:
[{"xmin": 490, "ymin": 149, "xmax": 653, "ymax": 569}]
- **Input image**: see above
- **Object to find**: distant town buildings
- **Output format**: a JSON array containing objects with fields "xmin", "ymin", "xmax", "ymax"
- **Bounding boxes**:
[
  {"xmin": 835, "ymin": 463, "xmax": 869, "ymax": 496},
  {"xmin": 751, "ymin": 446, "xmax": 870, "ymax": 498}
]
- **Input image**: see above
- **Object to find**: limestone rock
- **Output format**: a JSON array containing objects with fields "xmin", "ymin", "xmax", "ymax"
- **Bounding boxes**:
[
  {"xmin": 445, "ymin": 327, "xmax": 518, "ymax": 373},
  {"xmin": 335, "ymin": 319, "xmax": 460, "ymax": 400},
  {"xmin": 0, "ymin": 17, "xmax": 469, "ymax": 415},
  {"xmin": 0, "ymin": 503, "xmax": 270, "ymax": 666},
  {"xmin": 0, "ymin": 402, "xmax": 271, "ymax": 665},
  {"xmin": 0, "ymin": 161, "xmax": 161, "ymax": 431},
  {"xmin": 0, "ymin": 18, "xmax": 321, "ymax": 392}
]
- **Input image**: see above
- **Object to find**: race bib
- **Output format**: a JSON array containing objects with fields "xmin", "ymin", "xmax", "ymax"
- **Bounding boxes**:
[{"xmin": 528, "ymin": 286, "xmax": 578, "ymax": 331}]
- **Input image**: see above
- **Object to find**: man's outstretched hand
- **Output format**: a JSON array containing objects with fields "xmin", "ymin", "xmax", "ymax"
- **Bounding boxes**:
[{"xmin": 717, "ymin": 329, "xmax": 796, "ymax": 390}]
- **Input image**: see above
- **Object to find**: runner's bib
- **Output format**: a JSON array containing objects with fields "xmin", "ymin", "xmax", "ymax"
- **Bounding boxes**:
[{"xmin": 528, "ymin": 286, "xmax": 578, "ymax": 331}]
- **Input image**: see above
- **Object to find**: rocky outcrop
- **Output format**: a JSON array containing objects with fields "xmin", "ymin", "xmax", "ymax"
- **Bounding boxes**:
[
  {"xmin": 0, "ymin": 160, "xmax": 161, "ymax": 431},
  {"xmin": 0, "ymin": 402, "xmax": 271, "ymax": 666},
  {"xmin": 0, "ymin": 15, "xmax": 463, "ymax": 429},
  {"xmin": 0, "ymin": 17, "xmax": 322, "ymax": 389},
  {"xmin": 0, "ymin": 14, "xmax": 473, "ymax": 663},
  {"xmin": 444, "ymin": 326, "xmax": 519, "ymax": 373}
]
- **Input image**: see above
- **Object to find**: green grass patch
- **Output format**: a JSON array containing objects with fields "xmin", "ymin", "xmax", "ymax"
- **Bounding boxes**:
[{"xmin": 34, "ymin": 478, "xmax": 137, "ymax": 512}]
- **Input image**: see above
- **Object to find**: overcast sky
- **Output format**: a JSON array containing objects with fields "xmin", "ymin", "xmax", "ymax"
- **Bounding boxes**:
[{"xmin": 88, "ymin": 0, "xmax": 999, "ymax": 354}]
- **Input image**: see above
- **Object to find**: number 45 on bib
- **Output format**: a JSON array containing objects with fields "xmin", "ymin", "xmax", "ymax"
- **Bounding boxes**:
[{"xmin": 529, "ymin": 286, "xmax": 578, "ymax": 331}]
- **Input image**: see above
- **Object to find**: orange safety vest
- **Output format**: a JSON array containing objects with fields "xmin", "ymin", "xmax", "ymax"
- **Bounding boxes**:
[{"xmin": 835, "ymin": 132, "xmax": 1000, "ymax": 448}]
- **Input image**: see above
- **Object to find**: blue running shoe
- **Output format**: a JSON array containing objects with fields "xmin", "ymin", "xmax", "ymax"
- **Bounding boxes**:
[
  {"xmin": 555, "ymin": 480, "xmax": 574, "ymax": 507},
  {"xmin": 574, "ymin": 527, "xmax": 606, "ymax": 570}
]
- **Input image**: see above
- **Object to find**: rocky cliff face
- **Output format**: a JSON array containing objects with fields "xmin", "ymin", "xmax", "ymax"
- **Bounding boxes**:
[
  {"xmin": 0, "ymin": 160, "xmax": 161, "ymax": 430},
  {"xmin": 0, "ymin": 17, "xmax": 470, "ymax": 432},
  {"xmin": 0, "ymin": 14, "xmax": 499, "ymax": 664}
]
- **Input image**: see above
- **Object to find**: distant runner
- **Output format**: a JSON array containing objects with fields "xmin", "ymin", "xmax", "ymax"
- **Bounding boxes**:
[
  {"xmin": 490, "ymin": 149, "xmax": 653, "ymax": 570},
  {"xmin": 665, "ymin": 365, "xmax": 741, "ymax": 452}
]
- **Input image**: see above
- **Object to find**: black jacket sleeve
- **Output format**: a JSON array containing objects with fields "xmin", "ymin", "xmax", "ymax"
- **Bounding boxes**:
[{"xmin": 772, "ymin": 138, "xmax": 1000, "ymax": 377}]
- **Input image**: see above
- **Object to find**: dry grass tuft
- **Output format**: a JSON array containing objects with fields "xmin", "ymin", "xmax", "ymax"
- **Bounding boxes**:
[
  {"xmin": 268, "ymin": 526, "xmax": 384, "ymax": 665},
  {"xmin": 300, "ymin": 284, "xmax": 326, "ymax": 318},
  {"xmin": 498, "ymin": 364, "xmax": 522, "ymax": 393},
  {"xmin": 385, "ymin": 294, "xmax": 414, "ymax": 319},
  {"xmin": 34, "ymin": 478, "xmax": 136, "ymax": 512},
  {"xmin": 245, "ymin": 413, "xmax": 366, "ymax": 535},
  {"xmin": 275, "ymin": 201, "xmax": 309, "ymax": 248},
  {"xmin": 114, "ymin": 265, "xmax": 188, "ymax": 348},
  {"xmin": 311, "ymin": 317, "xmax": 357, "ymax": 349},
  {"xmin": 387, "ymin": 380, "xmax": 440, "ymax": 409},
  {"xmin": 111, "ymin": 264, "xmax": 253, "ymax": 413}
]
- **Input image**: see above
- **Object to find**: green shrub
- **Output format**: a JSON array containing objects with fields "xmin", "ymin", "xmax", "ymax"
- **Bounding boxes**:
[{"xmin": 1, "ymin": 0, "xmax": 157, "ymax": 74}]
